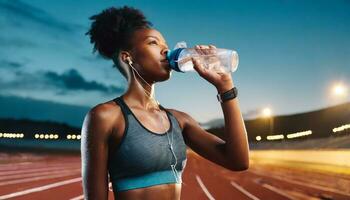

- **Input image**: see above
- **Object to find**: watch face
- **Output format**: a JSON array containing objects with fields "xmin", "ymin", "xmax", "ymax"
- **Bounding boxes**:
[{"xmin": 218, "ymin": 87, "xmax": 237, "ymax": 103}]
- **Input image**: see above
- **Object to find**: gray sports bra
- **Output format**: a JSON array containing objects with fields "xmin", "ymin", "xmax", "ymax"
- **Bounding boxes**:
[{"xmin": 108, "ymin": 96, "xmax": 187, "ymax": 192}]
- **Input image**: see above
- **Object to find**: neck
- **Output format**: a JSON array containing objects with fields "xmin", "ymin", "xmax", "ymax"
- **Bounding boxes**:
[{"xmin": 123, "ymin": 75, "xmax": 159, "ymax": 110}]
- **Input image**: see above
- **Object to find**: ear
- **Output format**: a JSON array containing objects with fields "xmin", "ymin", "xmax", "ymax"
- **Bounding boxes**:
[{"xmin": 120, "ymin": 51, "xmax": 132, "ymax": 64}]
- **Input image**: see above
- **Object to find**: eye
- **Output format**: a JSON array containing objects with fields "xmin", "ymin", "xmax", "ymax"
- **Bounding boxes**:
[{"xmin": 149, "ymin": 40, "xmax": 158, "ymax": 45}]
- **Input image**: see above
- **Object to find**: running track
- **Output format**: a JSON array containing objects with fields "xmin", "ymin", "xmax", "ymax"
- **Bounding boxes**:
[{"xmin": 0, "ymin": 150, "xmax": 349, "ymax": 200}]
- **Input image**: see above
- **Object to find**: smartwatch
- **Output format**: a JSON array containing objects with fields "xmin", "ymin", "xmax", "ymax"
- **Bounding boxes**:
[{"xmin": 216, "ymin": 87, "xmax": 238, "ymax": 103}]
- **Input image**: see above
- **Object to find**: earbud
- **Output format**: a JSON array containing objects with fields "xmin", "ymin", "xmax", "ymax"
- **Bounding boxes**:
[{"xmin": 126, "ymin": 57, "xmax": 133, "ymax": 65}]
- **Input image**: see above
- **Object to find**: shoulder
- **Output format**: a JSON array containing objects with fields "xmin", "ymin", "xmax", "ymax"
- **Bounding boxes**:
[
  {"xmin": 82, "ymin": 99, "xmax": 123, "ymax": 140},
  {"xmin": 88, "ymin": 100, "xmax": 121, "ymax": 120},
  {"xmin": 85, "ymin": 100, "xmax": 121, "ymax": 125}
]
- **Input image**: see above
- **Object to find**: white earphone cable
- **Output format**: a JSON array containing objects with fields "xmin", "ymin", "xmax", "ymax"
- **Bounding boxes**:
[{"xmin": 128, "ymin": 60, "xmax": 181, "ymax": 183}]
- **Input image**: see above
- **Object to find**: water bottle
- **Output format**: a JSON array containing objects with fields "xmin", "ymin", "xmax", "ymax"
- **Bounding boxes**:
[{"xmin": 166, "ymin": 41, "xmax": 239, "ymax": 73}]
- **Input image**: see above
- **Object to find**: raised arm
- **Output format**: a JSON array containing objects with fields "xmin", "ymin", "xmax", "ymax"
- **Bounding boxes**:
[
  {"xmin": 81, "ymin": 105, "xmax": 112, "ymax": 200},
  {"xmin": 216, "ymin": 83, "xmax": 249, "ymax": 170},
  {"xmin": 171, "ymin": 44, "xmax": 249, "ymax": 171},
  {"xmin": 171, "ymin": 103, "xmax": 249, "ymax": 171}
]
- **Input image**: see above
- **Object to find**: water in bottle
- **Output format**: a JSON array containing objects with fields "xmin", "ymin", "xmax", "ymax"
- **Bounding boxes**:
[{"xmin": 166, "ymin": 41, "xmax": 239, "ymax": 73}]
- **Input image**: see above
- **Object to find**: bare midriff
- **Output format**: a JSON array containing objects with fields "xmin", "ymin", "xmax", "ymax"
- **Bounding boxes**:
[{"xmin": 114, "ymin": 183, "xmax": 182, "ymax": 200}]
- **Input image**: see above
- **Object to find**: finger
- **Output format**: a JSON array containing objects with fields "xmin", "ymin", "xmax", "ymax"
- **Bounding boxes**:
[
  {"xmin": 197, "ymin": 45, "xmax": 206, "ymax": 55},
  {"xmin": 194, "ymin": 45, "xmax": 203, "ymax": 55},
  {"xmin": 192, "ymin": 57, "xmax": 223, "ymax": 82},
  {"xmin": 192, "ymin": 57, "xmax": 207, "ymax": 75},
  {"xmin": 208, "ymin": 45, "xmax": 217, "ymax": 54},
  {"xmin": 204, "ymin": 45, "xmax": 216, "ymax": 55},
  {"xmin": 199, "ymin": 45, "xmax": 211, "ymax": 55}
]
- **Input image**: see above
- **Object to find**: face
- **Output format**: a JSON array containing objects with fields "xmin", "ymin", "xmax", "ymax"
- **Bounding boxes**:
[{"xmin": 125, "ymin": 28, "xmax": 172, "ymax": 83}]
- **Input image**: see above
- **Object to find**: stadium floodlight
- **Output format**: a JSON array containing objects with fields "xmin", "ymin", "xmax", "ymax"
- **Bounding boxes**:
[
  {"xmin": 333, "ymin": 83, "xmax": 347, "ymax": 97},
  {"xmin": 261, "ymin": 107, "xmax": 274, "ymax": 134},
  {"xmin": 262, "ymin": 107, "xmax": 272, "ymax": 118},
  {"xmin": 267, "ymin": 134, "xmax": 284, "ymax": 140}
]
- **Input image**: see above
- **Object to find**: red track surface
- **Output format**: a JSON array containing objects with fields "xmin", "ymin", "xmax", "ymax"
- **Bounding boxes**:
[{"xmin": 0, "ymin": 151, "xmax": 349, "ymax": 200}]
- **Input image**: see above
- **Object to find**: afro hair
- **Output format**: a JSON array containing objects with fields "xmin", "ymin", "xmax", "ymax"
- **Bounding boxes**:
[{"xmin": 85, "ymin": 6, "xmax": 152, "ymax": 79}]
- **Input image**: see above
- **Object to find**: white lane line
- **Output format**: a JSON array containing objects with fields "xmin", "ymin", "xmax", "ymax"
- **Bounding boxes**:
[
  {"xmin": 262, "ymin": 183, "xmax": 296, "ymax": 200},
  {"xmin": 70, "ymin": 194, "xmax": 84, "ymax": 200},
  {"xmin": 0, "ymin": 165, "xmax": 79, "ymax": 175},
  {"xmin": 230, "ymin": 181, "xmax": 260, "ymax": 200},
  {"xmin": 249, "ymin": 170, "xmax": 350, "ymax": 197},
  {"xmin": 195, "ymin": 175, "xmax": 215, "ymax": 200},
  {"xmin": 0, "ymin": 171, "xmax": 80, "ymax": 186},
  {"xmin": 0, "ymin": 163, "xmax": 80, "ymax": 172},
  {"xmin": 252, "ymin": 178, "xmax": 295, "ymax": 200},
  {"xmin": 0, "ymin": 168, "xmax": 80, "ymax": 181},
  {"xmin": 0, "ymin": 177, "xmax": 82, "ymax": 200},
  {"xmin": 0, "ymin": 162, "xmax": 33, "ymax": 168}
]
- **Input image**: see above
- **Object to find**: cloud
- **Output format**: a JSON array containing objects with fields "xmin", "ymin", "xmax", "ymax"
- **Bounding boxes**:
[
  {"xmin": 0, "ymin": 36, "xmax": 38, "ymax": 48},
  {"xmin": 0, "ymin": 59, "xmax": 24, "ymax": 69},
  {"xmin": 0, "ymin": 0, "xmax": 84, "ymax": 33},
  {"xmin": 0, "ymin": 68, "xmax": 125, "ymax": 95},
  {"xmin": 43, "ymin": 69, "xmax": 124, "ymax": 93}
]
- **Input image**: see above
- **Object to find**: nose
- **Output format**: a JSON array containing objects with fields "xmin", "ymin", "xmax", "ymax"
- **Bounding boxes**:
[{"xmin": 161, "ymin": 48, "xmax": 170, "ymax": 57}]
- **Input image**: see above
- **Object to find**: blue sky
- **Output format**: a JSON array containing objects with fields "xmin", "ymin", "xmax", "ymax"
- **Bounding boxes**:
[{"xmin": 0, "ymin": 0, "xmax": 349, "ymax": 124}]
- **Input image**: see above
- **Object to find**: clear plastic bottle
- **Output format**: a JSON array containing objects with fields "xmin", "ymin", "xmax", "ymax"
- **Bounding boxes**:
[{"xmin": 166, "ymin": 41, "xmax": 239, "ymax": 73}]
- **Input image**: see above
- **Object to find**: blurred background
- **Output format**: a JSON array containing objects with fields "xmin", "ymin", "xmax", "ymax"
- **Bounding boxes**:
[{"xmin": 0, "ymin": 0, "xmax": 349, "ymax": 199}]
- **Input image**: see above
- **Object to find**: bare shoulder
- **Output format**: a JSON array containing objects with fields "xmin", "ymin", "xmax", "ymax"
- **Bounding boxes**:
[
  {"xmin": 88, "ymin": 100, "xmax": 121, "ymax": 120},
  {"xmin": 82, "ymin": 99, "xmax": 123, "ymax": 139}
]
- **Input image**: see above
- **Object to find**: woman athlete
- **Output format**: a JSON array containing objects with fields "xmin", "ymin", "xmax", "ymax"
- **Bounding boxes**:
[{"xmin": 81, "ymin": 6, "xmax": 249, "ymax": 200}]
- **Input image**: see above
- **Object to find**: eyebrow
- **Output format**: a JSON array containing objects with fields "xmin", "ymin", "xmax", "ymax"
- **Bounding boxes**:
[
  {"xmin": 144, "ymin": 36, "xmax": 160, "ymax": 41},
  {"xmin": 144, "ymin": 36, "xmax": 168, "ymax": 48},
  {"xmin": 145, "ymin": 36, "xmax": 167, "ymax": 44}
]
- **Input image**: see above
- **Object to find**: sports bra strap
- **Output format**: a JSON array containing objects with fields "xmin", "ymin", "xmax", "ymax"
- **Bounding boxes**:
[{"xmin": 113, "ymin": 96, "xmax": 132, "ymax": 115}]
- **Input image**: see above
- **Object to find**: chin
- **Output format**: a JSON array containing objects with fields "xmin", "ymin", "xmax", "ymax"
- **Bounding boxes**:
[{"xmin": 156, "ymin": 69, "xmax": 172, "ymax": 82}]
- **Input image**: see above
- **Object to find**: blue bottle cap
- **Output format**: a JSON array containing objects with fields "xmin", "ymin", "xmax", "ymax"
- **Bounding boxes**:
[{"xmin": 166, "ymin": 48, "xmax": 185, "ymax": 72}]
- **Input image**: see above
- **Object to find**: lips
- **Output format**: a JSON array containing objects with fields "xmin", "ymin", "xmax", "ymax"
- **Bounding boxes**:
[
  {"xmin": 160, "ymin": 59, "xmax": 171, "ymax": 71},
  {"xmin": 160, "ymin": 59, "xmax": 169, "ymax": 66},
  {"xmin": 160, "ymin": 59, "xmax": 169, "ymax": 63},
  {"xmin": 161, "ymin": 60, "xmax": 170, "ymax": 66}
]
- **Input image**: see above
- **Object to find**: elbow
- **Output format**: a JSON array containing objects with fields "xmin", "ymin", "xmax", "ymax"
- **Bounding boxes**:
[
  {"xmin": 230, "ymin": 164, "xmax": 249, "ymax": 171},
  {"xmin": 227, "ymin": 160, "xmax": 250, "ymax": 171},
  {"xmin": 233, "ymin": 164, "xmax": 249, "ymax": 171}
]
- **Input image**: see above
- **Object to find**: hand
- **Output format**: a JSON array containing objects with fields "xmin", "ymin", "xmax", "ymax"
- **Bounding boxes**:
[{"xmin": 192, "ymin": 45, "xmax": 234, "ymax": 93}]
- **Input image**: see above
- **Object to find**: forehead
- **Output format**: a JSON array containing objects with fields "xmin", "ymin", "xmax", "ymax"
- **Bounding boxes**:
[{"xmin": 132, "ymin": 28, "xmax": 166, "ymax": 44}]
